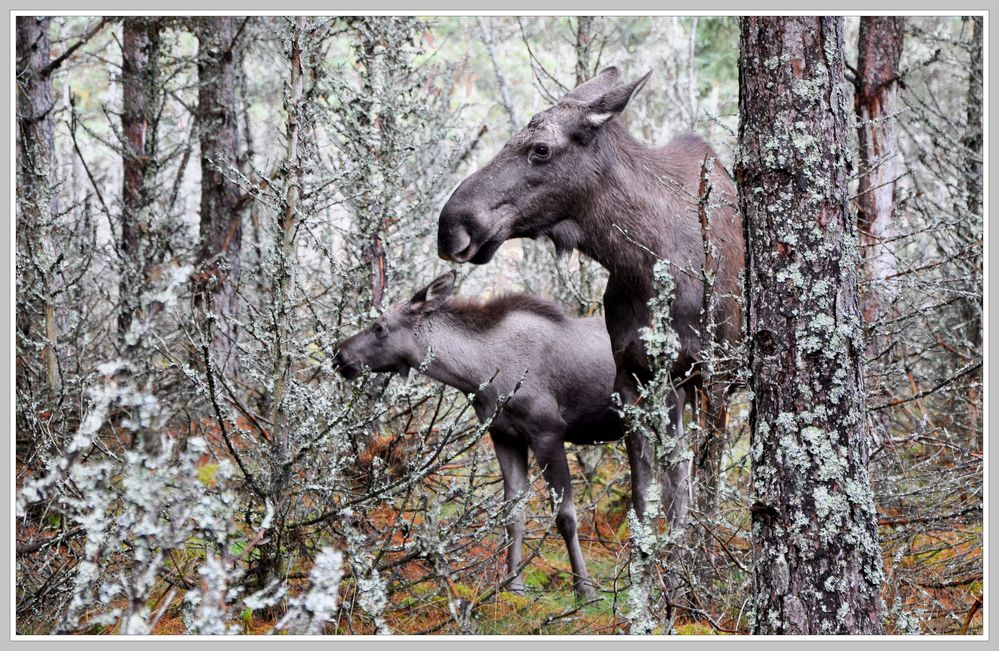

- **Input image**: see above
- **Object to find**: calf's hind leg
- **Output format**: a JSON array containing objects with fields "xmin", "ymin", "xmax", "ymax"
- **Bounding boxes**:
[
  {"xmin": 533, "ymin": 438, "xmax": 597, "ymax": 602},
  {"xmin": 492, "ymin": 436, "xmax": 529, "ymax": 595}
]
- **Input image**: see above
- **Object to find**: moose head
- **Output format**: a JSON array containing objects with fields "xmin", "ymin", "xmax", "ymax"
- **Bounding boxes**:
[
  {"xmin": 437, "ymin": 66, "xmax": 651, "ymax": 264},
  {"xmin": 332, "ymin": 272, "xmax": 457, "ymax": 380}
]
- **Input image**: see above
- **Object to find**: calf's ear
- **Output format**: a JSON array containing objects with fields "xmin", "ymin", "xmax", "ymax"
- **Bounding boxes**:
[{"xmin": 409, "ymin": 270, "xmax": 457, "ymax": 314}]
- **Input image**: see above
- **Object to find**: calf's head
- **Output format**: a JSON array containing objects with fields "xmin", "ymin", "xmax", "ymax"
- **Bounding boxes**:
[
  {"xmin": 333, "ymin": 272, "xmax": 457, "ymax": 380},
  {"xmin": 438, "ymin": 66, "xmax": 651, "ymax": 264}
]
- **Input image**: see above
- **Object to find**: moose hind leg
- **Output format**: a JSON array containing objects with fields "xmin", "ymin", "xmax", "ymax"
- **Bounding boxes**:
[
  {"xmin": 534, "ymin": 439, "xmax": 597, "ymax": 601},
  {"xmin": 493, "ymin": 436, "xmax": 529, "ymax": 595}
]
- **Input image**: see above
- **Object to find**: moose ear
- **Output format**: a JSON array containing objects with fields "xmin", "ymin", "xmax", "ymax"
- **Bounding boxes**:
[
  {"xmin": 584, "ymin": 69, "xmax": 652, "ymax": 128},
  {"xmin": 560, "ymin": 66, "xmax": 621, "ymax": 104},
  {"xmin": 409, "ymin": 271, "xmax": 457, "ymax": 313}
]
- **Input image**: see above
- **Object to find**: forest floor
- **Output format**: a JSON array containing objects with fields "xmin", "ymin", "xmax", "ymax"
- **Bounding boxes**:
[{"xmin": 17, "ymin": 429, "xmax": 982, "ymax": 635}]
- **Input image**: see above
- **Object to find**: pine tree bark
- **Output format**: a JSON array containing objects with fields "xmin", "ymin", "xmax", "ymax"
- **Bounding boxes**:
[
  {"xmin": 737, "ymin": 16, "xmax": 885, "ymax": 634},
  {"xmin": 960, "ymin": 16, "xmax": 983, "ymax": 349},
  {"xmin": 855, "ymin": 17, "xmax": 904, "ymax": 331},
  {"xmin": 194, "ymin": 16, "xmax": 243, "ymax": 376},
  {"xmin": 854, "ymin": 17, "xmax": 904, "ymax": 448},
  {"xmin": 119, "ymin": 17, "xmax": 162, "ymax": 341},
  {"xmin": 16, "ymin": 16, "xmax": 61, "ymax": 397}
]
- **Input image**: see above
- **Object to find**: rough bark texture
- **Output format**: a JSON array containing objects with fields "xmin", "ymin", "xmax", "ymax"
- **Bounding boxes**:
[
  {"xmin": 693, "ymin": 155, "xmax": 728, "ymax": 518},
  {"xmin": 855, "ymin": 17, "xmax": 904, "ymax": 329},
  {"xmin": 119, "ymin": 18, "xmax": 162, "ymax": 339},
  {"xmin": 960, "ymin": 16, "xmax": 983, "ymax": 349},
  {"xmin": 737, "ymin": 16, "xmax": 885, "ymax": 634},
  {"xmin": 195, "ymin": 16, "xmax": 243, "ymax": 375},
  {"xmin": 962, "ymin": 16, "xmax": 983, "ymax": 223},
  {"xmin": 16, "ymin": 16, "xmax": 61, "ymax": 397}
]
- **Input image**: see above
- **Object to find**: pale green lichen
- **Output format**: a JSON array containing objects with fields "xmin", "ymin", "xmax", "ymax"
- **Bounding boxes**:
[
  {"xmin": 776, "ymin": 412, "xmax": 797, "ymax": 432},
  {"xmin": 764, "ymin": 53, "xmax": 791, "ymax": 70}
]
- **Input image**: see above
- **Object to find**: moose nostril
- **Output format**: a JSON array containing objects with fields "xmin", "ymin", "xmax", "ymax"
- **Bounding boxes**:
[
  {"xmin": 439, "ymin": 223, "xmax": 472, "ymax": 262},
  {"xmin": 454, "ymin": 241, "xmax": 475, "ymax": 262}
]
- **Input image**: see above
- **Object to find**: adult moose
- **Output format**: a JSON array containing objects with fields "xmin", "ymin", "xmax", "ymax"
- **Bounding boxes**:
[
  {"xmin": 437, "ymin": 67, "xmax": 744, "ymax": 528},
  {"xmin": 334, "ymin": 272, "xmax": 621, "ymax": 600}
]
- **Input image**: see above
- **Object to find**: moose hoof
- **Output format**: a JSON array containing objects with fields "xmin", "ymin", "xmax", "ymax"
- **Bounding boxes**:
[
  {"xmin": 575, "ymin": 582, "xmax": 598, "ymax": 602},
  {"xmin": 507, "ymin": 581, "xmax": 526, "ymax": 596}
]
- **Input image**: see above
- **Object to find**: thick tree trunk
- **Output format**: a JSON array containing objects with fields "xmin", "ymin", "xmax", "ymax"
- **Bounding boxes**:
[
  {"xmin": 16, "ymin": 16, "xmax": 61, "ymax": 397},
  {"xmin": 854, "ymin": 17, "xmax": 904, "ymax": 448},
  {"xmin": 737, "ymin": 16, "xmax": 885, "ymax": 634},
  {"xmin": 855, "ymin": 17, "xmax": 904, "ymax": 332},
  {"xmin": 119, "ymin": 18, "xmax": 161, "ymax": 340},
  {"xmin": 194, "ymin": 16, "xmax": 243, "ymax": 376},
  {"xmin": 960, "ymin": 16, "xmax": 983, "ymax": 349}
]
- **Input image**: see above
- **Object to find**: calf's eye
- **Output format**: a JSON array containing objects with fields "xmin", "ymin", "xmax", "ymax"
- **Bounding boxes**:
[{"xmin": 374, "ymin": 323, "xmax": 388, "ymax": 339}]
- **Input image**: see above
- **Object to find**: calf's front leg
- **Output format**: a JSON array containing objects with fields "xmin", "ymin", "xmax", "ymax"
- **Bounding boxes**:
[{"xmin": 492, "ymin": 436, "xmax": 529, "ymax": 595}]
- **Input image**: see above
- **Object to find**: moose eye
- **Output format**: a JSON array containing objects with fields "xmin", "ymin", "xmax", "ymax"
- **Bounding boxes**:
[
  {"xmin": 374, "ymin": 322, "xmax": 388, "ymax": 340},
  {"xmin": 529, "ymin": 143, "xmax": 552, "ymax": 163}
]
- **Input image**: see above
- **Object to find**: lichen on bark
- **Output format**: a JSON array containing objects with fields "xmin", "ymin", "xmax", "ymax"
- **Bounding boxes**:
[{"xmin": 737, "ymin": 16, "xmax": 885, "ymax": 635}]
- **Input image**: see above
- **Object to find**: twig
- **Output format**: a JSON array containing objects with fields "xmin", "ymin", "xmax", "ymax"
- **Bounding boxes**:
[
  {"xmin": 16, "ymin": 526, "xmax": 84, "ymax": 557},
  {"xmin": 878, "ymin": 502, "xmax": 981, "ymax": 527},
  {"xmin": 67, "ymin": 95, "xmax": 119, "ymax": 260},
  {"xmin": 530, "ymin": 596, "xmax": 602, "ymax": 634},
  {"xmin": 452, "ymin": 124, "xmax": 489, "ymax": 169},
  {"xmin": 201, "ymin": 341, "xmax": 265, "ymax": 499},
  {"xmin": 43, "ymin": 17, "xmax": 109, "ymax": 76},
  {"xmin": 871, "ymin": 361, "xmax": 982, "ymax": 411},
  {"xmin": 959, "ymin": 596, "xmax": 982, "ymax": 634}
]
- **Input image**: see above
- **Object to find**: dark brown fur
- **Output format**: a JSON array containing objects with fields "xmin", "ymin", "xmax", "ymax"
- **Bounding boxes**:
[{"xmin": 442, "ymin": 293, "xmax": 568, "ymax": 332}]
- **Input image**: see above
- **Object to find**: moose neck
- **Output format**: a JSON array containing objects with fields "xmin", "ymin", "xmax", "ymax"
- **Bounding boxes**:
[
  {"xmin": 575, "ymin": 123, "xmax": 673, "ymax": 287},
  {"xmin": 412, "ymin": 311, "xmax": 501, "ymax": 398}
]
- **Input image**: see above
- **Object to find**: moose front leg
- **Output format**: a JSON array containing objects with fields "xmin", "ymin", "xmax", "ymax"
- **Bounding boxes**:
[
  {"xmin": 615, "ymin": 368, "xmax": 652, "ymax": 522},
  {"xmin": 618, "ymin": 369, "xmax": 690, "ymax": 529},
  {"xmin": 492, "ymin": 436, "xmax": 529, "ymax": 595},
  {"xmin": 660, "ymin": 386, "xmax": 690, "ymax": 528},
  {"xmin": 533, "ymin": 438, "xmax": 597, "ymax": 602},
  {"xmin": 604, "ymin": 277, "xmax": 657, "ymax": 524}
]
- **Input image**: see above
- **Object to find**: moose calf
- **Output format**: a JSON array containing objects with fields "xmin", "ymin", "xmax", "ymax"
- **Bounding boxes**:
[{"xmin": 334, "ymin": 271, "xmax": 621, "ymax": 600}]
